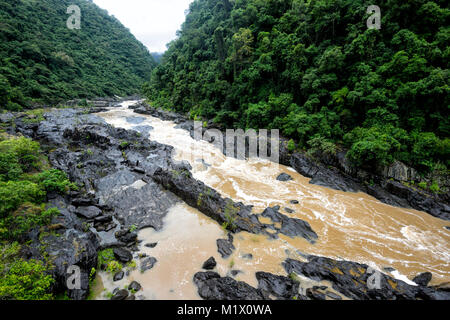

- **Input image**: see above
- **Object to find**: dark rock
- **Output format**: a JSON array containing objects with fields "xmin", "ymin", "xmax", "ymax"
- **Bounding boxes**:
[
  {"xmin": 290, "ymin": 200, "xmax": 299, "ymax": 205},
  {"xmin": 325, "ymin": 291, "xmax": 342, "ymax": 300},
  {"xmin": 111, "ymin": 289, "xmax": 129, "ymax": 300},
  {"xmin": 125, "ymin": 295, "xmax": 136, "ymax": 300},
  {"xmin": 261, "ymin": 207, "xmax": 318, "ymax": 244},
  {"xmin": 113, "ymin": 247, "xmax": 133, "ymax": 263},
  {"xmin": 256, "ymin": 272, "xmax": 299, "ymax": 300},
  {"xmin": 277, "ymin": 173, "xmax": 293, "ymax": 182},
  {"xmin": 75, "ymin": 206, "xmax": 102, "ymax": 219},
  {"xmin": 128, "ymin": 281, "xmax": 142, "ymax": 292},
  {"xmin": 231, "ymin": 270, "xmax": 242, "ymax": 277},
  {"xmin": 115, "ymin": 229, "xmax": 138, "ymax": 244},
  {"xmin": 140, "ymin": 257, "xmax": 157, "ymax": 272},
  {"xmin": 412, "ymin": 272, "xmax": 433, "ymax": 287},
  {"xmin": 113, "ymin": 271, "xmax": 124, "ymax": 282},
  {"xmin": 283, "ymin": 255, "xmax": 450, "ymax": 300},
  {"xmin": 284, "ymin": 207, "xmax": 294, "ymax": 214},
  {"xmin": 193, "ymin": 272, "xmax": 266, "ymax": 300},
  {"xmin": 306, "ymin": 288, "xmax": 326, "ymax": 300},
  {"xmin": 144, "ymin": 242, "xmax": 158, "ymax": 248},
  {"xmin": 241, "ymin": 253, "xmax": 253, "ymax": 260},
  {"xmin": 202, "ymin": 257, "xmax": 217, "ymax": 270},
  {"xmin": 217, "ymin": 238, "xmax": 235, "ymax": 258}
]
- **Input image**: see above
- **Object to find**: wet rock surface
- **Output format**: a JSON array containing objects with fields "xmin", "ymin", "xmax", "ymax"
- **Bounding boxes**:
[
  {"xmin": 282, "ymin": 255, "xmax": 450, "ymax": 300},
  {"xmin": 193, "ymin": 272, "xmax": 266, "ymax": 300},
  {"xmin": 202, "ymin": 257, "xmax": 217, "ymax": 270}
]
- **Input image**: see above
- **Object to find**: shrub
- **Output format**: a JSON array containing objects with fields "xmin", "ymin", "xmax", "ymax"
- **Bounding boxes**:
[
  {"xmin": 0, "ymin": 204, "xmax": 59, "ymax": 240},
  {"xmin": 429, "ymin": 181, "xmax": 440, "ymax": 193},
  {"xmin": 0, "ymin": 258, "xmax": 54, "ymax": 300},
  {"xmin": 32, "ymin": 169, "xmax": 77, "ymax": 194},
  {"xmin": 0, "ymin": 137, "xmax": 40, "ymax": 172},
  {"xmin": 0, "ymin": 181, "xmax": 45, "ymax": 218},
  {"xmin": 287, "ymin": 139, "xmax": 296, "ymax": 153},
  {"xmin": 0, "ymin": 242, "xmax": 54, "ymax": 300}
]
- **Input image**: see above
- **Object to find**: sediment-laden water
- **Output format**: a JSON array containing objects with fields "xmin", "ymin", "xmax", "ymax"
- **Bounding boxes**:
[{"xmin": 94, "ymin": 102, "xmax": 449, "ymax": 300}]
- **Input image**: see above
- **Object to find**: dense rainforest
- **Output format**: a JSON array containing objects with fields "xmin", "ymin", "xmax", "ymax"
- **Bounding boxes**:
[
  {"xmin": 144, "ymin": 0, "xmax": 449, "ymax": 174},
  {"xmin": 0, "ymin": 0, "xmax": 156, "ymax": 110}
]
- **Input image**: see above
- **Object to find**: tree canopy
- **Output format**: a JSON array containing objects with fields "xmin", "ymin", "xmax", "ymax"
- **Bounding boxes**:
[
  {"xmin": 144, "ymin": 0, "xmax": 449, "ymax": 173},
  {"xmin": 0, "ymin": 0, "xmax": 156, "ymax": 110}
]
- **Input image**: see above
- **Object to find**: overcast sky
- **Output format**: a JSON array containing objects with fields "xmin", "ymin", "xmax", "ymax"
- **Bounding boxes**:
[{"xmin": 93, "ymin": 0, "xmax": 193, "ymax": 53}]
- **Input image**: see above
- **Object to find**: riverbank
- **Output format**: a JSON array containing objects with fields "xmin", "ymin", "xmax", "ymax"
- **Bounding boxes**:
[{"xmin": 0, "ymin": 99, "xmax": 448, "ymax": 300}]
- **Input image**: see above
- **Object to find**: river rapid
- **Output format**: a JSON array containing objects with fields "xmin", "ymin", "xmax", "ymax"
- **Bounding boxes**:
[{"xmin": 93, "ymin": 101, "xmax": 449, "ymax": 300}]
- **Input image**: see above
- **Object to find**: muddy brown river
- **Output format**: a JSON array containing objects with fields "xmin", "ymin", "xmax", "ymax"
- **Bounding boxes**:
[{"xmin": 93, "ymin": 101, "xmax": 450, "ymax": 300}]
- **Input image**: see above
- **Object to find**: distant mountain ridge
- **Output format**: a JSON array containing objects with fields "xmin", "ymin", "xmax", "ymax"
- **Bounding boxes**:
[{"xmin": 0, "ymin": 0, "xmax": 156, "ymax": 110}]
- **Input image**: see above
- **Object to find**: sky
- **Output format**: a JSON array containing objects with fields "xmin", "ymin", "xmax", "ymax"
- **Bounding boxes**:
[{"xmin": 93, "ymin": 0, "xmax": 193, "ymax": 53}]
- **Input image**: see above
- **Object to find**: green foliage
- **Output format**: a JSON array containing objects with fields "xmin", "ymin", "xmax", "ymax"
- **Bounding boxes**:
[
  {"xmin": 0, "ymin": 137, "xmax": 40, "ymax": 174},
  {"xmin": 0, "ymin": 242, "xmax": 54, "ymax": 300},
  {"xmin": 97, "ymin": 248, "xmax": 115, "ymax": 268},
  {"xmin": 0, "ymin": 204, "xmax": 59, "ymax": 240},
  {"xmin": 429, "ymin": 181, "xmax": 440, "ymax": 193},
  {"xmin": 0, "ymin": 181, "xmax": 45, "ymax": 218},
  {"xmin": 145, "ymin": 0, "xmax": 449, "ymax": 173},
  {"xmin": 287, "ymin": 139, "xmax": 296, "ymax": 153},
  {"xmin": 31, "ymin": 169, "xmax": 77, "ymax": 194},
  {"xmin": 0, "ymin": 0, "xmax": 156, "ymax": 110}
]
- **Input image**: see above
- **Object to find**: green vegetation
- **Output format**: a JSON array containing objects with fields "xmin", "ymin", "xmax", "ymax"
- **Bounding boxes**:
[
  {"xmin": 144, "ymin": 0, "xmax": 449, "ymax": 174},
  {"xmin": 97, "ymin": 248, "xmax": 122, "ymax": 274},
  {"xmin": 0, "ymin": 135, "xmax": 77, "ymax": 299},
  {"xmin": 0, "ymin": 242, "xmax": 54, "ymax": 300},
  {"xmin": 0, "ymin": 0, "xmax": 156, "ymax": 111}
]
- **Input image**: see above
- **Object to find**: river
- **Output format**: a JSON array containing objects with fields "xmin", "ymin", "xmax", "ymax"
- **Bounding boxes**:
[{"xmin": 92, "ymin": 101, "xmax": 449, "ymax": 300}]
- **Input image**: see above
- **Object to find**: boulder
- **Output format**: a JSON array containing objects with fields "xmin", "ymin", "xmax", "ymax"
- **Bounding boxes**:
[
  {"xmin": 202, "ymin": 257, "xmax": 217, "ymax": 270},
  {"xmin": 412, "ymin": 272, "xmax": 432, "ymax": 287},
  {"xmin": 193, "ymin": 272, "xmax": 266, "ymax": 300},
  {"xmin": 276, "ymin": 173, "xmax": 293, "ymax": 182},
  {"xmin": 113, "ymin": 247, "xmax": 133, "ymax": 263}
]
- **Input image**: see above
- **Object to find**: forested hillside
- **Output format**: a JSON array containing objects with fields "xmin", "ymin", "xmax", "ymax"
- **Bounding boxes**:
[
  {"xmin": 0, "ymin": 0, "xmax": 156, "ymax": 110},
  {"xmin": 144, "ymin": 0, "xmax": 449, "ymax": 173}
]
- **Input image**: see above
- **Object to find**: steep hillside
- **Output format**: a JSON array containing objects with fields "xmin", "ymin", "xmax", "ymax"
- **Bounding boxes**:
[
  {"xmin": 0, "ymin": 0, "xmax": 156, "ymax": 109},
  {"xmin": 144, "ymin": 0, "xmax": 449, "ymax": 174}
]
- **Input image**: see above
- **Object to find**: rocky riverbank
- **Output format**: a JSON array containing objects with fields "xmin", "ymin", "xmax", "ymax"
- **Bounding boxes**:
[
  {"xmin": 1, "ymin": 99, "xmax": 448, "ymax": 300},
  {"xmin": 132, "ymin": 101, "xmax": 450, "ymax": 221}
]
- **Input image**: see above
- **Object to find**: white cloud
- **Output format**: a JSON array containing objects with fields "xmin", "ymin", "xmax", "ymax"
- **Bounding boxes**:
[{"xmin": 93, "ymin": 0, "xmax": 193, "ymax": 52}]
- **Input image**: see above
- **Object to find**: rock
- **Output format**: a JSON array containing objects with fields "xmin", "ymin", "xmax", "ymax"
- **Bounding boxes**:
[
  {"xmin": 383, "ymin": 161, "xmax": 417, "ymax": 182},
  {"xmin": 290, "ymin": 153, "xmax": 360, "ymax": 193},
  {"xmin": 412, "ymin": 272, "xmax": 433, "ymax": 286},
  {"xmin": 325, "ymin": 291, "xmax": 342, "ymax": 300},
  {"xmin": 113, "ymin": 247, "xmax": 133, "ymax": 263},
  {"xmin": 115, "ymin": 229, "xmax": 137, "ymax": 244},
  {"xmin": 260, "ymin": 207, "xmax": 318, "ymax": 244},
  {"xmin": 290, "ymin": 200, "xmax": 299, "ymax": 205},
  {"xmin": 445, "ymin": 226, "xmax": 450, "ymax": 231},
  {"xmin": 113, "ymin": 271, "xmax": 124, "ymax": 282},
  {"xmin": 241, "ymin": 253, "xmax": 253, "ymax": 260},
  {"xmin": 230, "ymin": 270, "xmax": 242, "ymax": 277},
  {"xmin": 202, "ymin": 257, "xmax": 217, "ymax": 270},
  {"xmin": 217, "ymin": 238, "xmax": 235, "ymax": 258},
  {"xmin": 75, "ymin": 206, "xmax": 102, "ymax": 219},
  {"xmin": 128, "ymin": 281, "xmax": 142, "ymax": 292},
  {"xmin": 140, "ymin": 257, "xmax": 157, "ymax": 272},
  {"xmin": 306, "ymin": 288, "xmax": 326, "ymax": 300},
  {"xmin": 144, "ymin": 242, "xmax": 158, "ymax": 248},
  {"xmin": 193, "ymin": 272, "xmax": 266, "ymax": 300},
  {"xmin": 284, "ymin": 207, "xmax": 294, "ymax": 214},
  {"xmin": 283, "ymin": 255, "xmax": 450, "ymax": 300},
  {"xmin": 256, "ymin": 272, "xmax": 299, "ymax": 300},
  {"xmin": 111, "ymin": 289, "xmax": 129, "ymax": 300},
  {"xmin": 276, "ymin": 173, "xmax": 293, "ymax": 182},
  {"xmin": 125, "ymin": 295, "xmax": 136, "ymax": 300}
]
